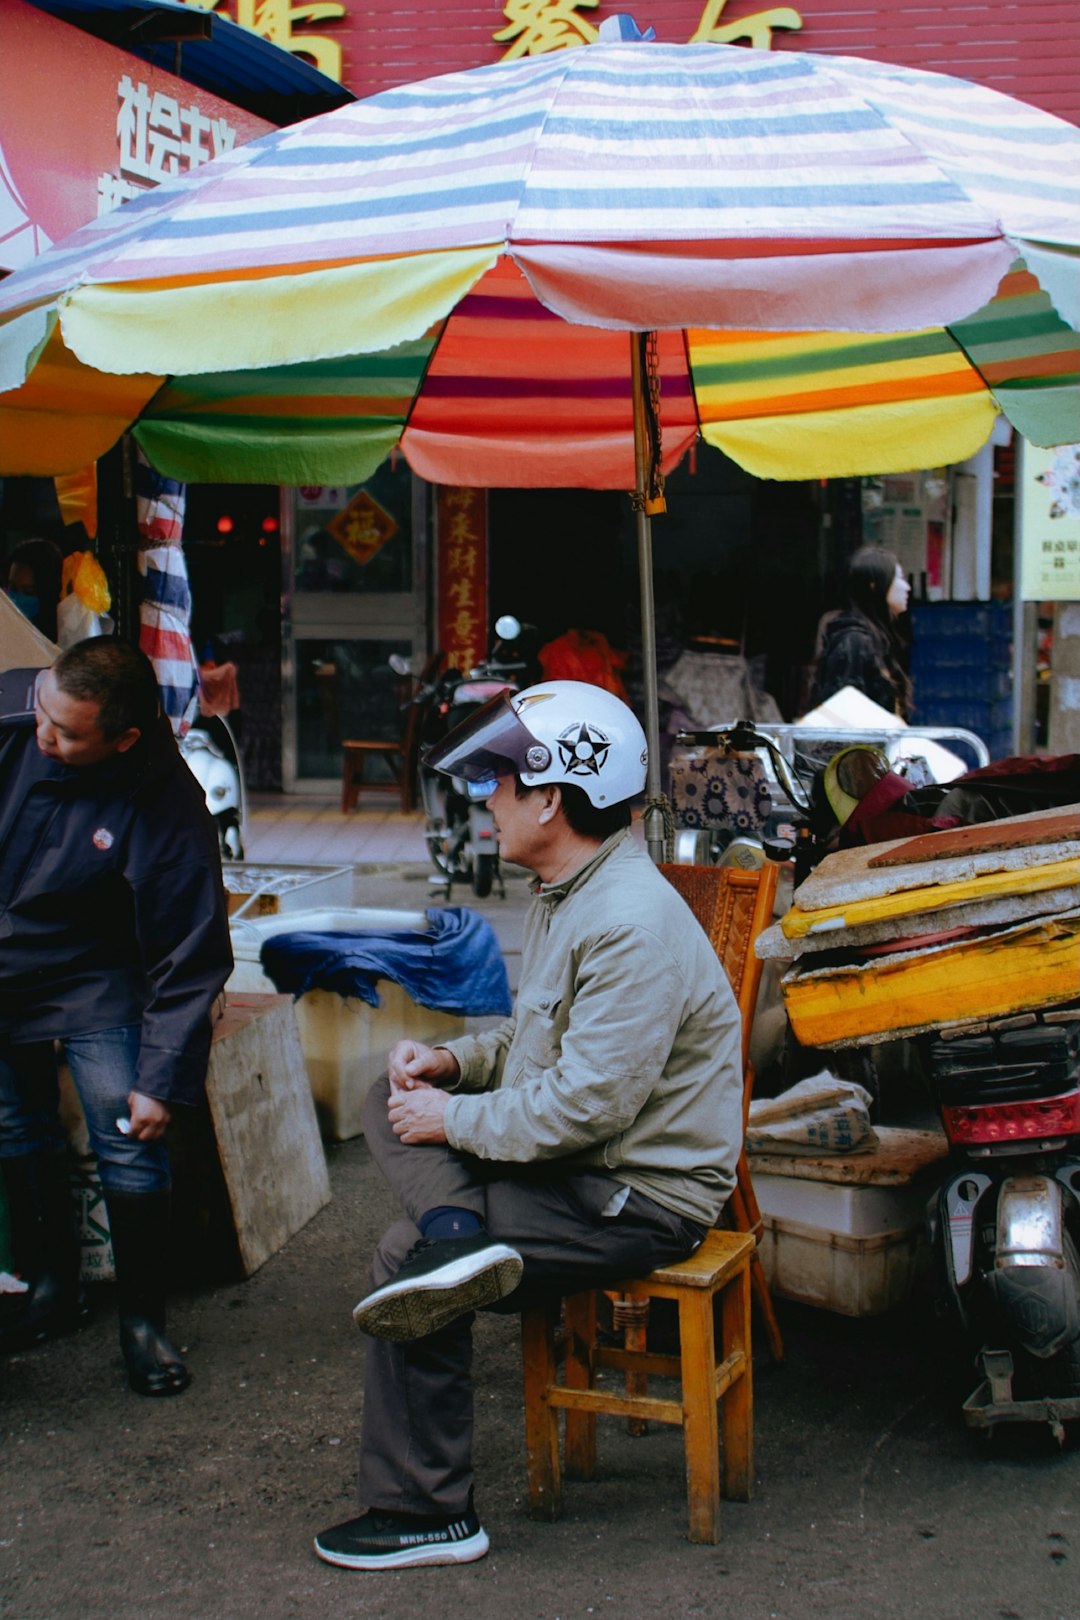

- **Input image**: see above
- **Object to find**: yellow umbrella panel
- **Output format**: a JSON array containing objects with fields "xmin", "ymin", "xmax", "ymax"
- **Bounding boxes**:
[{"xmin": 3, "ymin": 258, "xmax": 1076, "ymax": 487}]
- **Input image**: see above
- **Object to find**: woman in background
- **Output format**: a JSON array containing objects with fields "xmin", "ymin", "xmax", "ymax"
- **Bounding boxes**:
[{"xmin": 810, "ymin": 546, "xmax": 912, "ymax": 718}]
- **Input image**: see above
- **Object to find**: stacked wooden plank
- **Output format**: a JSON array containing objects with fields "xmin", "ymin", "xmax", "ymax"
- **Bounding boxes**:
[{"xmin": 757, "ymin": 805, "xmax": 1080, "ymax": 1048}]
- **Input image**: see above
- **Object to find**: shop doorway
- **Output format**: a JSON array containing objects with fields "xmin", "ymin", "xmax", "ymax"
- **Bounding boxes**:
[{"xmin": 282, "ymin": 462, "xmax": 428, "ymax": 789}]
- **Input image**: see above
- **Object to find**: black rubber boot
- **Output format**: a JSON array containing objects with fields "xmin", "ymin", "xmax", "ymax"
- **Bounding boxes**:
[
  {"xmin": 0, "ymin": 1151, "xmax": 92, "ymax": 1351},
  {"xmin": 103, "ymin": 1188, "xmax": 190, "ymax": 1397}
]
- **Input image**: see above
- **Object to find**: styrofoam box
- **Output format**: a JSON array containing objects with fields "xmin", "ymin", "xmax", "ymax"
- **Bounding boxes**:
[
  {"xmin": 752, "ymin": 1170, "xmax": 932, "ymax": 1317},
  {"xmin": 227, "ymin": 908, "xmax": 466, "ymax": 1141},
  {"xmin": 222, "ymin": 862, "xmax": 354, "ymax": 917}
]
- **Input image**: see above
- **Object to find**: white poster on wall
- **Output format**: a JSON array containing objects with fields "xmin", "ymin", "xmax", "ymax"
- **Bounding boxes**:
[{"xmin": 1019, "ymin": 442, "xmax": 1080, "ymax": 601}]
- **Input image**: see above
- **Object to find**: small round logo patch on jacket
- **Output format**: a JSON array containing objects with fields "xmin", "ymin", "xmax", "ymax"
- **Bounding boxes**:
[{"xmin": 92, "ymin": 827, "xmax": 114, "ymax": 851}]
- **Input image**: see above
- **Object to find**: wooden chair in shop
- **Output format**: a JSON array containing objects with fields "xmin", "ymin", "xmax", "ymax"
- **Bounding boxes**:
[
  {"xmin": 659, "ymin": 859, "xmax": 785, "ymax": 1365},
  {"xmin": 518, "ymin": 859, "xmax": 780, "ymax": 1544},
  {"xmin": 340, "ymin": 652, "xmax": 443, "ymax": 815}
]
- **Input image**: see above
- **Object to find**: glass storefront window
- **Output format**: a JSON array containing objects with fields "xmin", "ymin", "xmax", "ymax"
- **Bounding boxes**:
[
  {"xmin": 294, "ymin": 460, "xmax": 413, "ymax": 596},
  {"xmin": 295, "ymin": 638, "xmax": 412, "ymax": 780}
]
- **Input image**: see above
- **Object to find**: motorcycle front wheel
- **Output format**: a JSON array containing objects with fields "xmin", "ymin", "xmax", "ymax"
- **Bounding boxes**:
[
  {"xmin": 425, "ymin": 816, "xmax": 457, "ymax": 879},
  {"xmin": 472, "ymin": 853, "xmax": 496, "ymax": 898}
]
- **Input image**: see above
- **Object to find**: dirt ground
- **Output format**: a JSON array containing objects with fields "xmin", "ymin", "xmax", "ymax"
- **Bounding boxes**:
[
  {"xmin": 1, "ymin": 1127, "xmax": 1077, "ymax": 1620},
  {"xmin": 1, "ymin": 865, "xmax": 1077, "ymax": 1619}
]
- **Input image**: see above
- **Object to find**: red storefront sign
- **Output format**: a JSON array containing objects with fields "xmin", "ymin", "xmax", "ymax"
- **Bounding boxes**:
[
  {"xmin": 0, "ymin": 0, "xmax": 271, "ymax": 271},
  {"xmin": 436, "ymin": 486, "xmax": 489, "ymax": 676},
  {"xmin": 182, "ymin": 0, "xmax": 1079, "ymax": 126}
]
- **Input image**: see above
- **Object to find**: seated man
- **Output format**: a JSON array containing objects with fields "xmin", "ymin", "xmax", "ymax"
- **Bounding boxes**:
[{"xmin": 314, "ymin": 680, "xmax": 744, "ymax": 1572}]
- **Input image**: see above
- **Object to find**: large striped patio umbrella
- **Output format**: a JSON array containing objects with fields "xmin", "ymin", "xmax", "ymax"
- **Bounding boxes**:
[{"xmin": 1, "ymin": 24, "xmax": 1078, "ymax": 850}]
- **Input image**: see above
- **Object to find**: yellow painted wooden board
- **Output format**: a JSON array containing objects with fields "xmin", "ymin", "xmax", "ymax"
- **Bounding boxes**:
[
  {"xmin": 790, "ymin": 804, "xmax": 1080, "ymax": 913},
  {"xmin": 780, "ymin": 857, "xmax": 1080, "ymax": 940},
  {"xmin": 781, "ymin": 911, "xmax": 1080, "ymax": 1048}
]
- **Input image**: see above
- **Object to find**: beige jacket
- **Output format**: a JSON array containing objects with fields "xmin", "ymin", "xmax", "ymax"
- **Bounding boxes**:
[{"xmin": 441, "ymin": 830, "xmax": 743, "ymax": 1226}]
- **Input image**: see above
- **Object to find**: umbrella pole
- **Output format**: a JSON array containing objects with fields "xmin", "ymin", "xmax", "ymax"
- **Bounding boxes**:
[{"xmin": 630, "ymin": 332, "xmax": 666, "ymax": 866}]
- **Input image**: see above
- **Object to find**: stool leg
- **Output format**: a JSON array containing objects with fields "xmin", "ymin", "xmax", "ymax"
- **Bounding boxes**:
[
  {"xmin": 720, "ymin": 1263, "xmax": 753, "ymax": 1504},
  {"xmin": 607, "ymin": 1291, "xmax": 650, "ymax": 1436},
  {"xmin": 342, "ymin": 749, "xmax": 365, "ymax": 814},
  {"xmin": 678, "ymin": 1288, "xmax": 721, "ymax": 1544},
  {"xmin": 521, "ymin": 1304, "xmax": 562, "ymax": 1521},
  {"xmin": 563, "ymin": 1291, "xmax": 597, "ymax": 1480},
  {"xmin": 732, "ymin": 1157, "xmax": 784, "ymax": 1363}
]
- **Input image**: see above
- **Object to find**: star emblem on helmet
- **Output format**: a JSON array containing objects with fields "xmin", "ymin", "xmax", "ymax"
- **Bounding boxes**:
[{"xmin": 557, "ymin": 721, "xmax": 611, "ymax": 777}]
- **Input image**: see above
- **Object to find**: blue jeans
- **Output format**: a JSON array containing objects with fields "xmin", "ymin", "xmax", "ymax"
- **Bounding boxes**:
[{"xmin": 0, "ymin": 1028, "xmax": 170, "ymax": 1194}]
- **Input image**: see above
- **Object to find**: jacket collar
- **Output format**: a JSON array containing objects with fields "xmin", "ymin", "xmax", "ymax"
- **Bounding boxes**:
[
  {"xmin": 22, "ymin": 713, "xmax": 179, "ymax": 798},
  {"xmin": 533, "ymin": 827, "xmax": 632, "ymax": 904}
]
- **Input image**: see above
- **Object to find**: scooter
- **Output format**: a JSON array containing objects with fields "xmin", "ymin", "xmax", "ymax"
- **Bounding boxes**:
[
  {"xmin": 667, "ymin": 719, "xmax": 989, "ymax": 883},
  {"xmin": 178, "ymin": 715, "xmax": 245, "ymax": 861},
  {"xmin": 737, "ymin": 724, "xmax": 1080, "ymax": 1436},
  {"xmin": 391, "ymin": 615, "xmax": 527, "ymax": 899},
  {"xmin": 924, "ymin": 1016, "xmax": 1080, "ymax": 1441}
]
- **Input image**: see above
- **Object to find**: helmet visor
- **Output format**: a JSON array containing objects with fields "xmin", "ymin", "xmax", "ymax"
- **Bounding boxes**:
[{"xmin": 424, "ymin": 690, "xmax": 548, "ymax": 784}]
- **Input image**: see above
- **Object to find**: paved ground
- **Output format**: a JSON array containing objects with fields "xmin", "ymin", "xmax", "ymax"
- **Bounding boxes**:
[{"xmin": 1, "ymin": 798, "xmax": 1077, "ymax": 1619}]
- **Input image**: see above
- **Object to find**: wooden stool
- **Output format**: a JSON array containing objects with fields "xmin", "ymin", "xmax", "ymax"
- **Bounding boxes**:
[
  {"xmin": 520, "ymin": 1228, "xmax": 754, "ymax": 1544},
  {"xmin": 341, "ymin": 739, "xmax": 409, "ymax": 813},
  {"xmin": 340, "ymin": 652, "xmax": 443, "ymax": 815}
]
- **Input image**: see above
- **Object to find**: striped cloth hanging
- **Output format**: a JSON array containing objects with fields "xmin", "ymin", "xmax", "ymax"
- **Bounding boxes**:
[{"xmin": 135, "ymin": 450, "xmax": 199, "ymax": 733}]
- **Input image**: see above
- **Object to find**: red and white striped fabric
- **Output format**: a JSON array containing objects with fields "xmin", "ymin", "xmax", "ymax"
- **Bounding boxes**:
[{"xmin": 135, "ymin": 453, "xmax": 198, "ymax": 733}]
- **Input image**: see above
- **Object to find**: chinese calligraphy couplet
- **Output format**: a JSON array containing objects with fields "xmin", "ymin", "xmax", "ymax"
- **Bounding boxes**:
[{"xmin": 437, "ymin": 487, "xmax": 489, "ymax": 676}]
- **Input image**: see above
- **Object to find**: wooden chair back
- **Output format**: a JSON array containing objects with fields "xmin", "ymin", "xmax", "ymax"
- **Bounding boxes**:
[
  {"xmin": 659, "ymin": 860, "xmax": 779, "ymax": 1090},
  {"xmin": 659, "ymin": 858, "xmax": 785, "ymax": 1363}
]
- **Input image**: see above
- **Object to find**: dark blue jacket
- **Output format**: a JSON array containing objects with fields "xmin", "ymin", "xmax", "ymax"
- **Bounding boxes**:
[{"xmin": 0, "ymin": 702, "xmax": 233, "ymax": 1107}]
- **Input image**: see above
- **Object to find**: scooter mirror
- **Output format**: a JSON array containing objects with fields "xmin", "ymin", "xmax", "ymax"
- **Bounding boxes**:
[
  {"xmin": 494, "ymin": 614, "xmax": 521, "ymax": 642},
  {"xmin": 388, "ymin": 654, "xmax": 412, "ymax": 677}
]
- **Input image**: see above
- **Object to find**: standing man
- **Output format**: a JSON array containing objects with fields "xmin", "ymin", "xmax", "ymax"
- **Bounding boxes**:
[
  {"xmin": 315, "ymin": 680, "xmax": 744, "ymax": 1572},
  {"xmin": 0, "ymin": 639, "xmax": 233, "ymax": 1396}
]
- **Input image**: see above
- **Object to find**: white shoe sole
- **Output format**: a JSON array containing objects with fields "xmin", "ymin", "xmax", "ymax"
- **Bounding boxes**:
[
  {"xmin": 313, "ymin": 1527, "xmax": 490, "ymax": 1570},
  {"xmin": 352, "ymin": 1245, "xmax": 523, "ymax": 1341}
]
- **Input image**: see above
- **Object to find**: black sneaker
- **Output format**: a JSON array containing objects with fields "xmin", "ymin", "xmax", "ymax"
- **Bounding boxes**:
[
  {"xmin": 313, "ymin": 1507, "xmax": 489, "ymax": 1570},
  {"xmin": 352, "ymin": 1234, "xmax": 523, "ymax": 1341}
]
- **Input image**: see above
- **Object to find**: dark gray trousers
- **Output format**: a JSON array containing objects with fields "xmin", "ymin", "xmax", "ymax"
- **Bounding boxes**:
[{"xmin": 356, "ymin": 1076, "xmax": 706, "ymax": 1516}]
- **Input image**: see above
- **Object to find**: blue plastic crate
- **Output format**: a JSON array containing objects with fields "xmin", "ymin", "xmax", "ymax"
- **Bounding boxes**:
[
  {"xmin": 913, "ymin": 696, "xmax": 1012, "ymax": 740},
  {"xmin": 911, "ymin": 602, "xmax": 1011, "ymax": 641},
  {"xmin": 911, "ymin": 606, "xmax": 1011, "ymax": 673},
  {"xmin": 911, "ymin": 635, "xmax": 1011, "ymax": 671},
  {"xmin": 913, "ymin": 666, "xmax": 1011, "ymax": 703}
]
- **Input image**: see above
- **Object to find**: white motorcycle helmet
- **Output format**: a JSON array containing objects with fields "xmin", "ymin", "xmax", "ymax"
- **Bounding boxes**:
[{"xmin": 424, "ymin": 680, "xmax": 647, "ymax": 807}]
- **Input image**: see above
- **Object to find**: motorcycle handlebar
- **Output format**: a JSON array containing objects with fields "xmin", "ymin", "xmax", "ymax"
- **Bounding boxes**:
[
  {"xmin": 675, "ymin": 720, "xmax": 814, "ymax": 814},
  {"xmin": 468, "ymin": 658, "xmax": 527, "ymax": 678}
]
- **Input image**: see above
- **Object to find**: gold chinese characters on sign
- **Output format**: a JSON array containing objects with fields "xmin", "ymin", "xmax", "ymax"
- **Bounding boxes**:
[
  {"xmin": 177, "ymin": 2, "xmax": 804, "ymax": 89},
  {"xmin": 183, "ymin": 0, "xmax": 346, "ymax": 82},
  {"xmin": 689, "ymin": 0, "xmax": 802, "ymax": 48},
  {"xmin": 437, "ymin": 488, "xmax": 489, "ymax": 677},
  {"xmin": 495, "ymin": 0, "xmax": 599, "ymax": 57},
  {"xmin": 495, "ymin": 0, "xmax": 801, "ymax": 56}
]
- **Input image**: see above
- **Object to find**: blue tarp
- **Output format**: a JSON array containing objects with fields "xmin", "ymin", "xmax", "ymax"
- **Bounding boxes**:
[{"xmin": 258, "ymin": 906, "xmax": 511, "ymax": 1017}]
